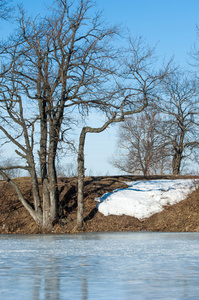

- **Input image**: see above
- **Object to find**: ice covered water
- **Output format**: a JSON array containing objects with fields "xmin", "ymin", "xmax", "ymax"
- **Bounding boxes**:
[{"xmin": 0, "ymin": 232, "xmax": 199, "ymax": 299}]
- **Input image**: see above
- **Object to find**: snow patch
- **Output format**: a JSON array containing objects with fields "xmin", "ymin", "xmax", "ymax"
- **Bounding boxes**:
[{"xmin": 96, "ymin": 179, "xmax": 198, "ymax": 220}]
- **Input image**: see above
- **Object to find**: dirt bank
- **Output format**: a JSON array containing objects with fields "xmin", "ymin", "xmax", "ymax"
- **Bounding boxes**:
[{"xmin": 0, "ymin": 175, "xmax": 199, "ymax": 234}]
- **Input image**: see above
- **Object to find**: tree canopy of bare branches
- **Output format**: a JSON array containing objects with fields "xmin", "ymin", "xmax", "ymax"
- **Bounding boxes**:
[
  {"xmin": 0, "ymin": 0, "xmax": 119, "ymax": 229},
  {"xmin": 0, "ymin": 0, "xmax": 179, "ymax": 230},
  {"xmin": 111, "ymin": 110, "xmax": 172, "ymax": 176},
  {"xmin": 156, "ymin": 71, "xmax": 199, "ymax": 175},
  {"xmin": 0, "ymin": 0, "xmax": 13, "ymax": 20}
]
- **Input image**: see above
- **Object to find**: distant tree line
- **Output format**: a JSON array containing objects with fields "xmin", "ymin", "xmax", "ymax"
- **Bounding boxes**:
[
  {"xmin": 111, "ymin": 70, "xmax": 199, "ymax": 176},
  {"xmin": 0, "ymin": 0, "xmax": 198, "ymax": 230}
]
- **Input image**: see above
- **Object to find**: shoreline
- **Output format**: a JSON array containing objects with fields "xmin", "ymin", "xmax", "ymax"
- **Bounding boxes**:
[{"xmin": 0, "ymin": 175, "xmax": 199, "ymax": 234}]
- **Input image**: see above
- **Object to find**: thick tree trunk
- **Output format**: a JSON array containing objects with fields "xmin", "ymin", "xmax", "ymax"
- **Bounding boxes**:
[
  {"xmin": 40, "ymin": 159, "xmax": 58, "ymax": 229},
  {"xmin": 172, "ymin": 131, "xmax": 185, "ymax": 175},
  {"xmin": 42, "ymin": 178, "xmax": 52, "ymax": 229},
  {"xmin": 28, "ymin": 158, "xmax": 42, "ymax": 216},
  {"xmin": 48, "ymin": 122, "xmax": 61, "ymax": 225},
  {"xmin": 39, "ymin": 100, "xmax": 58, "ymax": 229},
  {"xmin": 48, "ymin": 160, "xmax": 59, "ymax": 224},
  {"xmin": 29, "ymin": 168, "xmax": 43, "ymax": 226},
  {"xmin": 172, "ymin": 151, "xmax": 182, "ymax": 175},
  {"xmin": 77, "ymin": 128, "xmax": 86, "ymax": 228}
]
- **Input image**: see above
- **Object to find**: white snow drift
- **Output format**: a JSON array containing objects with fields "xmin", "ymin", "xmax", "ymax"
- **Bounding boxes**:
[{"xmin": 95, "ymin": 179, "xmax": 198, "ymax": 220}]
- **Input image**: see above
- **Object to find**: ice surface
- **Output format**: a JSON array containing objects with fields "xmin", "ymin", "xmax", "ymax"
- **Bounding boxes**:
[
  {"xmin": 1, "ymin": 233, "xmax": 199, "ymax": 300},
  {"xmin": 96, "ymin": 179, "xmax": 198, "ymax": 219}
]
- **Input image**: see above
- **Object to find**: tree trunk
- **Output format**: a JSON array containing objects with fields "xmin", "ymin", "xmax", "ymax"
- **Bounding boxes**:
[
  {"xmin": 76, "ymin": 106, "xmax": 147, "ymax": 229},
  {"xmin": 48, "ymin": 122, "xmax": 61, "ymax": 225},
  {"xmin": 48, "ymin": 158, "xmax": 59, "ymax": 224},
  {"xmin": 39, "ymin": 99, "xmax": 56, "ymax": 229},
  {"xmin": 77, "ymin": 128, "xmax": 86, "ymax": 228},
  {"xmin": 28, "ymin": 158, "xmax": 42, "ymax": 216},
  {"xmin": 172, "ymin": 151, "xmax": 182, "ymax": 175},
  {"xmin": 42, "ymin": 178, "xmax": 52, "ymax": 229}
]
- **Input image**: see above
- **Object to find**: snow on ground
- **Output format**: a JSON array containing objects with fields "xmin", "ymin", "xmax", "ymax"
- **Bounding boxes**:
[{"xmin": 95, "ymin": 179, "xmax": 198, "ymax": 220}]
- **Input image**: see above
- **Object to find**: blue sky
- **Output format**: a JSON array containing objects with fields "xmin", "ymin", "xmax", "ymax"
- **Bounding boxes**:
[
  {"xmin": 1, "ymin": 0, "xmax": 199, "ymax": 175},
  {"xmin": 98, "ymin": 0, "xmax": 199, "ymax": 66},
  {"xmin": 5, "ymin": 0, "xmax": 198, "ymax": 66},
  {"xmin": 86, "ymin": 0, "xmax": 199, "ymax": 175}
]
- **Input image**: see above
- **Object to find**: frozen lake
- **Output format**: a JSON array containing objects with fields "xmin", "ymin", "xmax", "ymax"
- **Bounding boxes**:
[{"xmin": 0, "ymin": 232, "xmax": 199, "ymax": 299}]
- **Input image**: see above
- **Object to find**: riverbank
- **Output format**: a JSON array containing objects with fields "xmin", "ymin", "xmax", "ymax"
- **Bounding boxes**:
[{"xmin": 0, "ymin": 175, "xmax": 199, "ymax": 234}]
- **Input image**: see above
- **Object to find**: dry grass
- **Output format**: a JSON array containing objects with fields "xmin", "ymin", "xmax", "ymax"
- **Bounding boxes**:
[{"xmin": 0, "ymin": 175, "xmax": 199, "ymax": 234}]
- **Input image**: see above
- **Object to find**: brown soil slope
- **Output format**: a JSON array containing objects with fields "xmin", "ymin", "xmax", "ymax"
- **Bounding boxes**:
[{"xmin": 0, "ymin": 175, "xmax": 199, "ymax": 234}]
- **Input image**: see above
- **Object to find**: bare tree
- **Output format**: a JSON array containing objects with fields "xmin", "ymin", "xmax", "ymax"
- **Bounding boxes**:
[
  {"xmin": 111, "ymin": 110, "xmax": 172, "ymax": 176},
  {"xmin": 77, "ymin": 108, "xmax": 146, "ymax": 228},
  {"xmin": 76, "ymin": 37, "xmax": 171, "ymax": 228},
  {"xmin": 156, "ymin": 71, "xmax": 199, "ymax": 175},
  {"xmin": 0, "ymin": 0, "xmax": 118, "ymax": 229}
]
